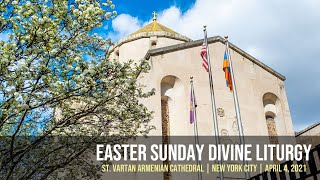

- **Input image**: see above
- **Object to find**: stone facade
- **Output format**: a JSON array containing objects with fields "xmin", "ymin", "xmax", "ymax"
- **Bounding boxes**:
[
  {"xmin": 101, "ymin": 17, "xmax": 313, "ymax": 180},
  {"xmin": 296, "ymin": 122, "xmax": 320, "ymax": 147},
  {"xmin": 107, "ymin": 22, "xmax": 295, "ymax": 139}
]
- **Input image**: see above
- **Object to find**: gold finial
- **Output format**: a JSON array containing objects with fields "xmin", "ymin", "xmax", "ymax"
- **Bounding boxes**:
[
  {"xmin": 152, "ymin": 11, "xmax": 157, "ymax": 21},
  {"xmin": 224, "ymin": 35, "xmax": 229, "ymax": 39}
]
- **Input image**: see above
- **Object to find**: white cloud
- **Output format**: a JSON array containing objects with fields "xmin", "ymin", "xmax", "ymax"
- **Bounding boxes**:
[
  {"xmin": 157, "ymin": 7, "xmax": 182, "ymax": 28},
  {"xmin": 153, "ymin": 0, "xmax": 320, "ymax": 66},
  {"xmin": 108, "ymin": 14, "xmax": 142, "ymax": 41}
]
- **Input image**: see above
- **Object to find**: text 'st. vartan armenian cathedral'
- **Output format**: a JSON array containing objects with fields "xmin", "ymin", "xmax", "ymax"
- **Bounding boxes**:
[{"xmin": 108, "ymin": 13, "xmax": 295, "ymax": 138}]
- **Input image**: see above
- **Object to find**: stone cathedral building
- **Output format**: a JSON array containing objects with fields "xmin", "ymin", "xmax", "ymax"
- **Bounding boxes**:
[
  {"xmin": 105, "ymin": 13, "xmax": 320, "ymax": 180},
  {"xmin": 108, "ymin": 14, "xmax": 295, "ymax": 139}
]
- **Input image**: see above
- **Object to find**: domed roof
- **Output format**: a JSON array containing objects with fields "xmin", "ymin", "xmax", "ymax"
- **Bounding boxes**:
[
  {"xmin": 130, "ymin": 21, "xmax": 180, "ymax": 36},
  {"xmin": 126, "ymin": 11, "xmax": 190, "ymax": 41},
  {"xmin": 108, "ymin": 12, "xmax": 191, "ymax": 55}
]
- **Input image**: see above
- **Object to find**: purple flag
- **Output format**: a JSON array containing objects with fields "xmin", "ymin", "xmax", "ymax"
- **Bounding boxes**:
[{"xmin": 190, "ymin": 86, "xmax": 197, "ymax": 124}]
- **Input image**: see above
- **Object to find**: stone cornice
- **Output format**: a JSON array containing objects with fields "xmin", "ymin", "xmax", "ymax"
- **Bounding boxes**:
[
  {"xmin": 295, "ymin": 122, "xmax": 320, "ymax": 137},
  {"xmin": 108, "ymin": 31, "xmax": 191, "ymax": 54},
  {"xmin": 144, "ymin": 36, "xmax": 286, "ymax": 81}
]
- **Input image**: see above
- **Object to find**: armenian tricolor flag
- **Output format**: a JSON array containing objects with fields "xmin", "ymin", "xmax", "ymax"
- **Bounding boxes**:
[{"xmin": 223, "ymin": 50, "xmax": 232, "ymax": 91}]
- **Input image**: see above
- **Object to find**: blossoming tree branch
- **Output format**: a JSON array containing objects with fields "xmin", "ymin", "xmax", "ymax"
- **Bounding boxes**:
[{"xmin": 0, "ymin": 0, "xmax": 154, "ymax": 179}]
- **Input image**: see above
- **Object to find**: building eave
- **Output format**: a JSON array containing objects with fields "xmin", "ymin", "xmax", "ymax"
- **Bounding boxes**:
[
  {"xmin": 295, "ymin": 121, "xmax": 320, "ymax": 137},
  {"xmin": 144, "ymin": 36, "xmax": 286, "ymax": 81},
  {"xmin": 108, "ymin": 31, "xmax": 191, "ymax": 55}
]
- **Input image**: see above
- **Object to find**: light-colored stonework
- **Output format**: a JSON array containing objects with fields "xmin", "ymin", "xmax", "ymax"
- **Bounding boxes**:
[
  {"xmin": 296, "ymin": 122, "xmax": 320, "ymax": 148},
  {"xmin": 101, "ymin": 15, "xmax": 320, "ymax": 180},
  {"xmin": 107, "ymin": 19, "xmax": 295, "ymax": 139}
]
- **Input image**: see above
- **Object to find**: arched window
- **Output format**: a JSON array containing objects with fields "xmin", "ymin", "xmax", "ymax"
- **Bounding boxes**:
[
  {"xmin": 160, "ymin": 76, "xmax": 175, "ymax": 140},
  {"xmin": 160, "ymin": 75, "xmax": 184, "ymax": 180},
  {"xmin": 160, "ymin": 75, "xmax": 185, "ymax": 136},
  {"xmin": 151, "ymin": 41, "xmax": 157, "ymax": 48},
  {"xmin": 263, "ymin": 93, "xmax": 280, "ymax": 144},
  {"xmin": 115, "ymin": 50, "xmax": 119, "ymax": 61}
]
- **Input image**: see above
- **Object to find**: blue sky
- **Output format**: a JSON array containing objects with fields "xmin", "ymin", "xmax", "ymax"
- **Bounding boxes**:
[
  {"xmin": 97, "ymin": 0, "xmax": 320, "ymax": 132},
  {"xmin": 97, "ymin": 0, "xmax": 196, "ymax": 40},
  {"xmin": 108, "ymin": 0, "xmax": 195, "ymax": 21}
]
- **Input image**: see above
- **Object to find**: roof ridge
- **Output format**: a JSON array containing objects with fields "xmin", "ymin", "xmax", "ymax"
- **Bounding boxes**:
[
  {"xmin": 295, "ymin": 121, "xmax": 320, "ymax": 136},
  {"xmin": 144, "ymin": 36, "xmax": 286, "ymax": 81}
]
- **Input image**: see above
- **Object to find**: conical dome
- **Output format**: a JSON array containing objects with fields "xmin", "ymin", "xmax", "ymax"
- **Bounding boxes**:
[
  {"xmin": 108, "ymin": 12, "xmax": 191, "ymax": 62},
  {"xmin": 128, "ymin": 11, "xmax": 190, "ymax": 41},
  {"xmin": 130, "ymin": 21, "xmax": 181, "ymax": 36}
]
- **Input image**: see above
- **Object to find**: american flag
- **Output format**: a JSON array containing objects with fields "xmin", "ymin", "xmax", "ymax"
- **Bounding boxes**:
[{"xmin": 200, "ymin": 42, "xmax": 209, "ymax": 72}]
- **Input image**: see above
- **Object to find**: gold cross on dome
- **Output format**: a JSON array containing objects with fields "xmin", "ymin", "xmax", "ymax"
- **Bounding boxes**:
[{"xmin": 152, "ymin": 11, "xmax": 157, "ymax": 21}]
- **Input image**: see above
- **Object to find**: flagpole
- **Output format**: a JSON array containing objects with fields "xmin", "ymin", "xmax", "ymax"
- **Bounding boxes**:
[
  {"xmin": 190, "ymin": 77, "xmax": 202, "ymax": 180},
  {"xmin": 224, "ymin": 36, "xmax": 250, "ymax": 179},
  {"xmin": 203, "ymin": 26, "xmax": 224, "ymax": 180}
]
